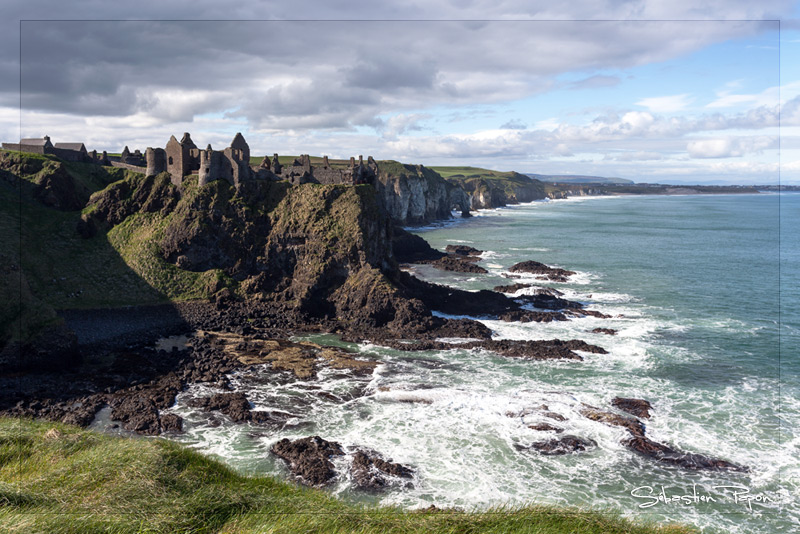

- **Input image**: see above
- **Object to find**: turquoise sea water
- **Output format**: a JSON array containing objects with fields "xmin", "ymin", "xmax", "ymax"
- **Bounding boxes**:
[{"xmin": 163, "ymin": 193, "xmax": 798, "ymax": 534}]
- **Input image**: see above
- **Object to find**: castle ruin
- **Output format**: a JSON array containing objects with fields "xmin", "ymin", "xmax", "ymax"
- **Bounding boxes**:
[
  {"xmin": 3, "ymin": 132, "xmax": 380, "ymax": 190},
  {"xmin": 144, "ymin": 132, "xmax": 377, "ymax": 189}
]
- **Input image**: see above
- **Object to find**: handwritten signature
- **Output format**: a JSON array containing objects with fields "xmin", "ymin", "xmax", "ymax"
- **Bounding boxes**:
[{"xmin": 630, "ymin": 484, "xmax": 776, "ymax": 511}]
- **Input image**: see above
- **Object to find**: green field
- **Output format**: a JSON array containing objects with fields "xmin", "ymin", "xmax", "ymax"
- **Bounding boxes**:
[{"xmin": 0, "ymin": 418, "xmax": 694, "ymax": 534}]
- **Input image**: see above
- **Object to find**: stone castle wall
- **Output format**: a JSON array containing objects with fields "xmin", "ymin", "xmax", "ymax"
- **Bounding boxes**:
[
  {"xmin": 2, "ymin": 143, "xmax": 47, "ymax": 154},
  {"xmin": 109, "ymin": 161, "xmax": 147, "ymax": 173}
]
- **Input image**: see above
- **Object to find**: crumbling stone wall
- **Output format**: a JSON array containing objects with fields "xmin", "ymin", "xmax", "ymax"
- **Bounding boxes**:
[
  {"xmin": 165, "ymin": 133, "xmax": 200, "ymax": 186},
  {"xmin": 120, "ymin": 146, "xmax": 146, "ymax": 167}
]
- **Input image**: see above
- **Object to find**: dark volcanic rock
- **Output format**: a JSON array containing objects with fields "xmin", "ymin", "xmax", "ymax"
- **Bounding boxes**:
[
  {"xmin": 624, "ymin": 435, "xmax": 747, "ymax": 472},
  {"xmin": 516, "ymin": 294, "xmax": 583, "ymax": 310},
  {"xmin": 493, "ymin": 283, "xmax": 532, "ymax": 294},
  {"xmin": 541, "ymin": 411, "xmax": 568, "ymax": 422},
  {"xmin": 592, "ymin": 328, "xmax": 618, "ymax": 336},
  {"xmin": 110, "ymin": 396, "xmax": 162, "ymax": 435},
  {"xmin": 189, "ymin": 392, "xmax": 252, "ymax": 423},
  {"xmin": 499, "ymin": 310, "xmax": 569, "ymax": 323},
  {"xmin": 351, "ymin": 449, "xmax": 414, "ymax": 491},
  {"xmin": 579, "ymin": 405, "xmax": 646, "ymax": 437},
  {"xmin": 159, "ymin": 413, "xmax": 183, "ymax": 432},
  {"xmin": 429, "ymin": 256, "xmax": 488, "ymax": 274},
  {"xmin": 566, "ymin": 308, "xmax": 612, "ymax": 319},
  {"xmin": 612, "ymin": 397, "xmax": 653, "ymax": 419},
  {"xmin": 271, "ymin": 436, "xmax": 345, "ymax": 486},
  {"xmin": 509, "ymin": 260, "xmax": 576, "ymax": 281},
  {"xmin": 524, "ymin": 435, "xmax": 596, "ymax": 455},
  {"xmin": 528, "ymin": 423, "xmax": 564, "ymax": 433},
  {"xmin": 396, "ymin": 273, "xmax": 519, "ymax": 317},
  {"xmin": 392, "ymin": 227, "xmax": 445, "ymax": 263},
  {"xmin": 580, "ymin": 402, "xmax": 747, "ymax": 472},
  {"xmin": 532, "ymin": 287, "xmax": 565, "ymax": 297},
  {"xmin": 375, "ymin": 338, "xmax": 605, "ymax": 361},
  {"xmin": 445, "ymin": 245, "xmax": 482, "ymax": 256}
]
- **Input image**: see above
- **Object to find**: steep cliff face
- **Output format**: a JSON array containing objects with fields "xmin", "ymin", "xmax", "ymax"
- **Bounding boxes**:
[
  {"xmin": 546, "ymin": 186, "xmax": 603, "ymax": 199},
  {"xmin": 374, "ymin": 161, "xmax": 470, "ymax": 225},
  {"xmin": 446, "ymin": 172, "xmax": 546, "ymax": 209},
  {"xmin": 80, "ymin": 173, "xmax": 434, "ymax": 329}
]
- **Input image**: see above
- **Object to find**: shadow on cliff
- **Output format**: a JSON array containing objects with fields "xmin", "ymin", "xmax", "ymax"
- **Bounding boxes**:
[{"xmin": 0, "ymin": 154, "xmax": 195, "ymax": 373}]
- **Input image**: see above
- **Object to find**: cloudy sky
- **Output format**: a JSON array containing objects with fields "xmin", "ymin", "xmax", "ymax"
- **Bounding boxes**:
[{"xmin": 3, "ymin": 1, "xmax": 800, "ymax": 184}]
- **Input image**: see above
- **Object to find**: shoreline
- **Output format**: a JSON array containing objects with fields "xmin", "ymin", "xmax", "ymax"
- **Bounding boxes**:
[{"xmin": 2, "ymin": 192, "xmax": 771, "ymax": 531}]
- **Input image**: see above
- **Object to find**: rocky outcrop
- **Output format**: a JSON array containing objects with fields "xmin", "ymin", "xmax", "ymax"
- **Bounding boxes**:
[
  {"xmin": 375, "ymin": 338, "xmax": 607, "ymax": 361},
  {"xmin": 518, "ymin": 435, "xmax": 596, "ymax": 456},
  {"xmin": 428, "ymin": 255, "xmax": 488, "ymax": 274},
  {"xmin": 351, "ymin": 449, "xmax": 414, "ymax": 491},
  {"xmin": 445, "ymin": 245, "xmax": 482, "ymax": 256},
  {"xmin": 406, "ymin": 242, "xmax": 488, "ymax": 274},
  {"xmin": 188, "ymin": 392, "xmax": 252, "ymax": 423},
  {"xmin": 270, "ymin": 436, "xmax": 414, "ymax": 490},
  {"xmin": 579, "ymin": 403, "xmax": 746, "ymax": 472},
  {"xmin": 592, "ymin": 328, "xmax": 618, "ymax": 336},
  {"xmin": 199, "ymin": 331, "xmax": 377, "ymax": 379},
  {"xmin": 373, "ymin": 161, "xmax": 470, "ymax": 225},
  {"xmin": 499, "ymin": 310, "xmax": 569, "ymax": 323},
  {"xmin": 509, "ymin": 260, "xmax": 576, "ymax": 282},
  {"xmin": 612, "ymin": 397, "xmax": 652, "ymax": 418},
  {"xmin": 32, "ymin": 163, "xmax": 83, "ymax": 211},
  {"xmin": 392, "ymin": 227, "xmax": 445, "ymax": 263},
  {"xmin": 271, "ymin": 436, "xmax": 345, "ymax": 486},
  {"xmin": 79, "ymin": 172, "xmax": 180, "ymax": 237},
  {"xmin": 493, "ymin": 283, "xmax": 532, "ymax": 294},
  {"xmin": 0, "ymin": 153, "xmax": 84, "ymax": 211},
  {"xmin": 528, "ymin": 423, "xmax": 563, "ymax": 433},
  {"xmin": 622, "ymin": 435, "xmax": 746, "ymax": 471}
]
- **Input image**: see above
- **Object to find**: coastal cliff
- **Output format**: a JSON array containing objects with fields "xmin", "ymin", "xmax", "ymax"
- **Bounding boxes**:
[
  {"xmin": 0, "ymin": 151, "xmax": 493, "ymax": 367},
  {"xmin": 374, "ymin": 160, "xmax": 471, "ymax": 224},
  {"xmin": 435, "ymin": 167, "xmax": 547, "ymax": 209}
]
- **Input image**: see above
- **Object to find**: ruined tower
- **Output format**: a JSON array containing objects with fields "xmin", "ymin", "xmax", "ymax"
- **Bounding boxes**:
[
  {"xmin": 165, "ymin": 133, "xmax": 200, "ymax": 186},
  {"xmin": 145, "ymin": 147, "xmax": 167, "ymax": 177}
]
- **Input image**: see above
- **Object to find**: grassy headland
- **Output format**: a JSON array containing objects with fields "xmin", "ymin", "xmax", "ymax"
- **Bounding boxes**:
[
  {"xmin": 0, "ymin": 418, "xmax": 694, "ymax": 534},
  {"xmin": 431, "ymin": 166, "xmax": 547, "ymax": 206}
]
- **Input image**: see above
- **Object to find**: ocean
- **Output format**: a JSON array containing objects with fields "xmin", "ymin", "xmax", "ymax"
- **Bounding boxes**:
[{"xmin": 161, "ymin": 192, "xmax": 798, "ymax": 534}]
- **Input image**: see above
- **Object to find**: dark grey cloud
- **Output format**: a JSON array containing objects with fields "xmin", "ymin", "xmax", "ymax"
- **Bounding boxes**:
[
  {"xmin": 5, "ymin": 14, "xmax": 784, "ymax": 133},
  {"xmin": 342, "ymin": 55, "xmax": 437, "ymax": 91}
]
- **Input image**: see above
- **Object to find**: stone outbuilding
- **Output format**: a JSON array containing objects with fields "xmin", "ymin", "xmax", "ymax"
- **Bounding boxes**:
[{"xmin": 2, "ymin": 136, "xmax": 93, "ymax": 162}]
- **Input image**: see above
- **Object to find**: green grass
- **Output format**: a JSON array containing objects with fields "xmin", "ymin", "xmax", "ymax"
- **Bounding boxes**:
[
  {"xmin": 106, "ymin": 211, "xmax": 230, "ymax": 302},
  {"xmin": 0, "ymin": 418, "xmax": 695, "ymax": 534}
]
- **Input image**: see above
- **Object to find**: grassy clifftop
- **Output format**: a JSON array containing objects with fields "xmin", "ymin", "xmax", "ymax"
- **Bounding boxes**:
[{"xmin": 0, "ymin": 418, "xmax": 693, "ymax": 534}]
